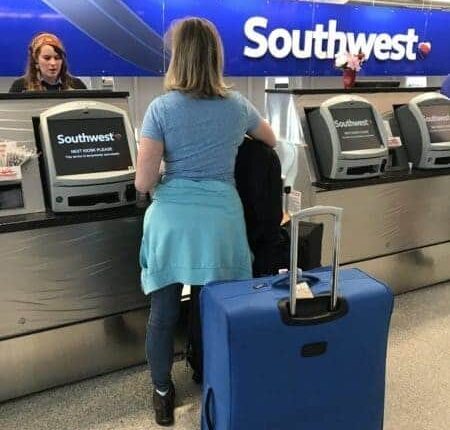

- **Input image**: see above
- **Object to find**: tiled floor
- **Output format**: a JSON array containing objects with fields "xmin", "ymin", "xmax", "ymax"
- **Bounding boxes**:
[{"xmin": 1, "ymin": 282, "xmax": 449, "ymax": 430}]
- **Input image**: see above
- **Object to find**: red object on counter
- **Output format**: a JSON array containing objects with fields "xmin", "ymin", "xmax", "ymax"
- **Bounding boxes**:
[{"xmin": 342, "ymin": 68, "xmax": 356, "ymax": 89}]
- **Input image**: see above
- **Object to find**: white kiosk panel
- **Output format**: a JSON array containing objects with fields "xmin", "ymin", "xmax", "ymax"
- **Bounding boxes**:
[{"xmin": 39, "ymin": 101, "xmax": 137, "ymax": 212}]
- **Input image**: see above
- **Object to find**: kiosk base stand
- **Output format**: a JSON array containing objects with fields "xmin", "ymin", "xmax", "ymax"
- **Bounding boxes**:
[{"xmin": 51, "ymin": 181, "xmax": 136, "ymax": 212}]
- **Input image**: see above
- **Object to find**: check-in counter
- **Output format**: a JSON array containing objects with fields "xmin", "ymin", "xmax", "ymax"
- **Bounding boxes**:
[
  {"xmin": 0, "ymin": 92, "xmax": 149, "ymax": 402},
  {"xmin": 267, "ymin": 87, "xmax": 450, "ymax": 295}
]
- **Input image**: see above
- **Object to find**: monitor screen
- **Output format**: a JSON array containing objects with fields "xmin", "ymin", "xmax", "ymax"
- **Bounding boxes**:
[
  {"xmin": 330, "ymin": 107, "xmax": 383, "ymax": 151},
  {"xmin": 418, "ymin": 103, "xmax": 450, "ymax": 143},
  {"xmin": 47, "ymin": 117, "xmax": 133, "ymax": 176}
]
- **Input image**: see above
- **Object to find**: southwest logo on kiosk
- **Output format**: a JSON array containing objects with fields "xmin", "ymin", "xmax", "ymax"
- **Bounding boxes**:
[
  {"xmin": 244, "ymin": 17, "xmax": 419, "ymax": 61},
  {"xmin": 56, "ymin": 132, "xmax": 116, "ymax": 144},
  {"xmin": 335, "ymin": 119, "xmax": 371, "ymax": 128},
  {"xmin": 424, "ymin": 114, "xmax": 450, "ymax": 123}
]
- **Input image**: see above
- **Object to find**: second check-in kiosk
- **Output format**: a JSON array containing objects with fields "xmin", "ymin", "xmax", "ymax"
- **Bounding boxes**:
[
  {"xmin": 307, "ymin": 95, "xmax": 389, "ymax": 179},
  {"xmin": 395, "ymin": 92, "xmax": 450, "ymax": 169}
]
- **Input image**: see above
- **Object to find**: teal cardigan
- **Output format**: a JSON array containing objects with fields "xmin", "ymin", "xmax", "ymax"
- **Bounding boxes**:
[{"xmin": 139, "ymin": 178, "xmax": 252, "ymax": 294}]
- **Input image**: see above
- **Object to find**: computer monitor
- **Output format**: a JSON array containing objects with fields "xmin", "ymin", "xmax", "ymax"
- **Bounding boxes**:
[
  {"xmin": 307, "ymin": 95, "xmax": 388, "ymax": 180},
  {"xmin": 39, "ymin": 100, "xmax": 137, "ymax": 212},
  {"xmin": 395, "ymin": 92, "xmax": 450, "ymax": 169}
]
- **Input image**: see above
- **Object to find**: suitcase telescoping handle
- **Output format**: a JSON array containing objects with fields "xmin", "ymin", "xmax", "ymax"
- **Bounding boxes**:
[{"xmin": 289, "ymin": 206, "xmax": 343, "ymax": 317}]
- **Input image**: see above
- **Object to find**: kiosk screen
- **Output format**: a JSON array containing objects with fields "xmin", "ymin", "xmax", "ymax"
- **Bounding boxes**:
[
  {"xmin": 47, "ymin": 117, "xmax": 133, "ymax": 176},
  {"xmin": 330, "ymin": 107, "xmax": 383, "ymax": 151},
  {"xmin": 419, "ymin": 104, "xmax": 450, "ymax": 143}
]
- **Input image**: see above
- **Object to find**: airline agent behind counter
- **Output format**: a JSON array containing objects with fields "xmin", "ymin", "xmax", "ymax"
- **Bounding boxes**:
[{"xmin": 9, "ymin": 32, "xmax": 86, "ymax": 93}]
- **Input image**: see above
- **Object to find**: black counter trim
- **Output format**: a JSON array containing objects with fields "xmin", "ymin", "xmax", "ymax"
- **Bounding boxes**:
[
  {"xmin": 314, "ymin": 168, "xmax": 449, "ymax": 191},
  {"xmin": 0, "ymin": 90, "xmax": 129, "ymax": 100},
  {"xmin": 0, "ymin": 202, "xmax": 148, "ymax": 234},
  {"xmin": 266, "ymin": 87, "xmax": 441, "ymax": 95}
]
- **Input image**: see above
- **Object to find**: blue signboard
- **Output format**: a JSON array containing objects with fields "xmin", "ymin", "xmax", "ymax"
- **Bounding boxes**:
[{"xmin": 0, "ymin": 0, "xmax": 448, "ymax": 77}]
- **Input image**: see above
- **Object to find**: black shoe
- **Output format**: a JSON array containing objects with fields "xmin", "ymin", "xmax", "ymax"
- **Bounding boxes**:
[{"xmin": 152, "ymin": 381, "xmax": 175, "ymax": 426}]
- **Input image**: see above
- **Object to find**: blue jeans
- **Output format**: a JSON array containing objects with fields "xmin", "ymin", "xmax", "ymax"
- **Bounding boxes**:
[{"xmin": 146, "ymin": 283, "xmax": 183, "ymax": 392}]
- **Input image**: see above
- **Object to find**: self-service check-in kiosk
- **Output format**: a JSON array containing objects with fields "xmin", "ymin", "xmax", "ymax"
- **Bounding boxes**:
[
  {"xmin": 395, "ymin": 92, "xmax": 450, "ymax": 169},
  {"xmin": 38, "ymin": 100, "xmax": 137, "ymax": 212},
  {"xmin": 307, "ymin": 95, "xmax": 389, "ymax": 179}
]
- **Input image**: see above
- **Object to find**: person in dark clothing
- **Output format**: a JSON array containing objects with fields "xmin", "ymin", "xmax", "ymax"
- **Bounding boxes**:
[
  {"xmin": 235, "ymin": 136, "xmax": 284, "ymax": 276},
  {"xmin": 234, "ymin": 137, "xmax": 323, "ymax": 276},
  {"xmin": 9, "ymin": 32, "xmax": 86, "ymax": 93}
]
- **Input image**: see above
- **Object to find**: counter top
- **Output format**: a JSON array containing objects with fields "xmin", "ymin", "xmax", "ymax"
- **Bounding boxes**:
[
  {"xmin": 266, "ymin": 87, "xmax": 441, "ymax": 95},
  {"xmin": 314, "ymin": 167, "xmax": 450, "ymax": 191},
  {"xmin": 0, "ymin": 202, "xmax": 148, "ymax": 234},
  {"xmin": 0, "ymin": 90, "xmax": 129, "ymax": 100}
]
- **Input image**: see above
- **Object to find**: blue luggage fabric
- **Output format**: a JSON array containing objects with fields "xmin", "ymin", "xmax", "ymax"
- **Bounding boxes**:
[{"xmin": 201, "ymin": 267, "xmax": 394, "ymax": 430}]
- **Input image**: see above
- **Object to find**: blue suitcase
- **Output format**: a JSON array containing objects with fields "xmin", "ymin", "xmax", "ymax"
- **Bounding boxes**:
[{"xmin": 201, "ymin": 206, "xmax": 394, "ymax": 430}]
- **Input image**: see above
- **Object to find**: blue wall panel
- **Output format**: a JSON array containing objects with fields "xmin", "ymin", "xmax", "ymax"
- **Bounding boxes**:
[{"xmin": 0, "ymin": 0, "xmax": 448, "ymax": 76}]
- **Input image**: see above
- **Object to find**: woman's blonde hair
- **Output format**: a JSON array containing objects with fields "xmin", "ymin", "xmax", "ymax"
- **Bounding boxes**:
[{"xmin": 164, "ymin": 17, "xmax": 230, "ymax": 98}]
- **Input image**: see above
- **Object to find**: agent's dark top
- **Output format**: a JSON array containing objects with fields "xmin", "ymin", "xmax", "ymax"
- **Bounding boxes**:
[{"xmin": 8, "ymin": 76, "xmax": 87, "ymax": 93}]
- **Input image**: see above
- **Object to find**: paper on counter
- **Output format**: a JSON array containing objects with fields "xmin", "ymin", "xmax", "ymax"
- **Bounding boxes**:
[{"xmin": 0, "ymin": 166, "xmax": 22, "ymax": 182}]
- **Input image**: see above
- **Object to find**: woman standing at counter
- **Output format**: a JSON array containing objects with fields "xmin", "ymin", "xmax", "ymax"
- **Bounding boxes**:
[
  {"xmin": 135, "ymin": 17, "xmax": 275, "ymax": 426},
  {"xmin": 9, "ymin": 32, "xmax": 86, "ymax": 92}
]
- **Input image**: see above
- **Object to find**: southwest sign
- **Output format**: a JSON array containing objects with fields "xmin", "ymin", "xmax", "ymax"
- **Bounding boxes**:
[{"xmin": 244, "ymin": 18, "xmax": 419, "ymax": 61}]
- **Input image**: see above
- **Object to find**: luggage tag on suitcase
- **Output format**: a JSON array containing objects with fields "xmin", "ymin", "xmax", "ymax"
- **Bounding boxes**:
[
  {"xmin": 296, "ymin": 281, "xmax": 314, "ymax": 299},
  {"xmin": 275, "ymin": 269, "xmax": 315, "ymax": 299}
]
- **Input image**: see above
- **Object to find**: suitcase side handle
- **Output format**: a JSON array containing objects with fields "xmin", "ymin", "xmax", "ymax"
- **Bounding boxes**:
[
  {"xmin": 204, "ymin": 387, "xmax": 215, "ymax": 429},
  {"xmin": 289, "ymin": 206, "xmax": 343, "ymax": 316}
]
